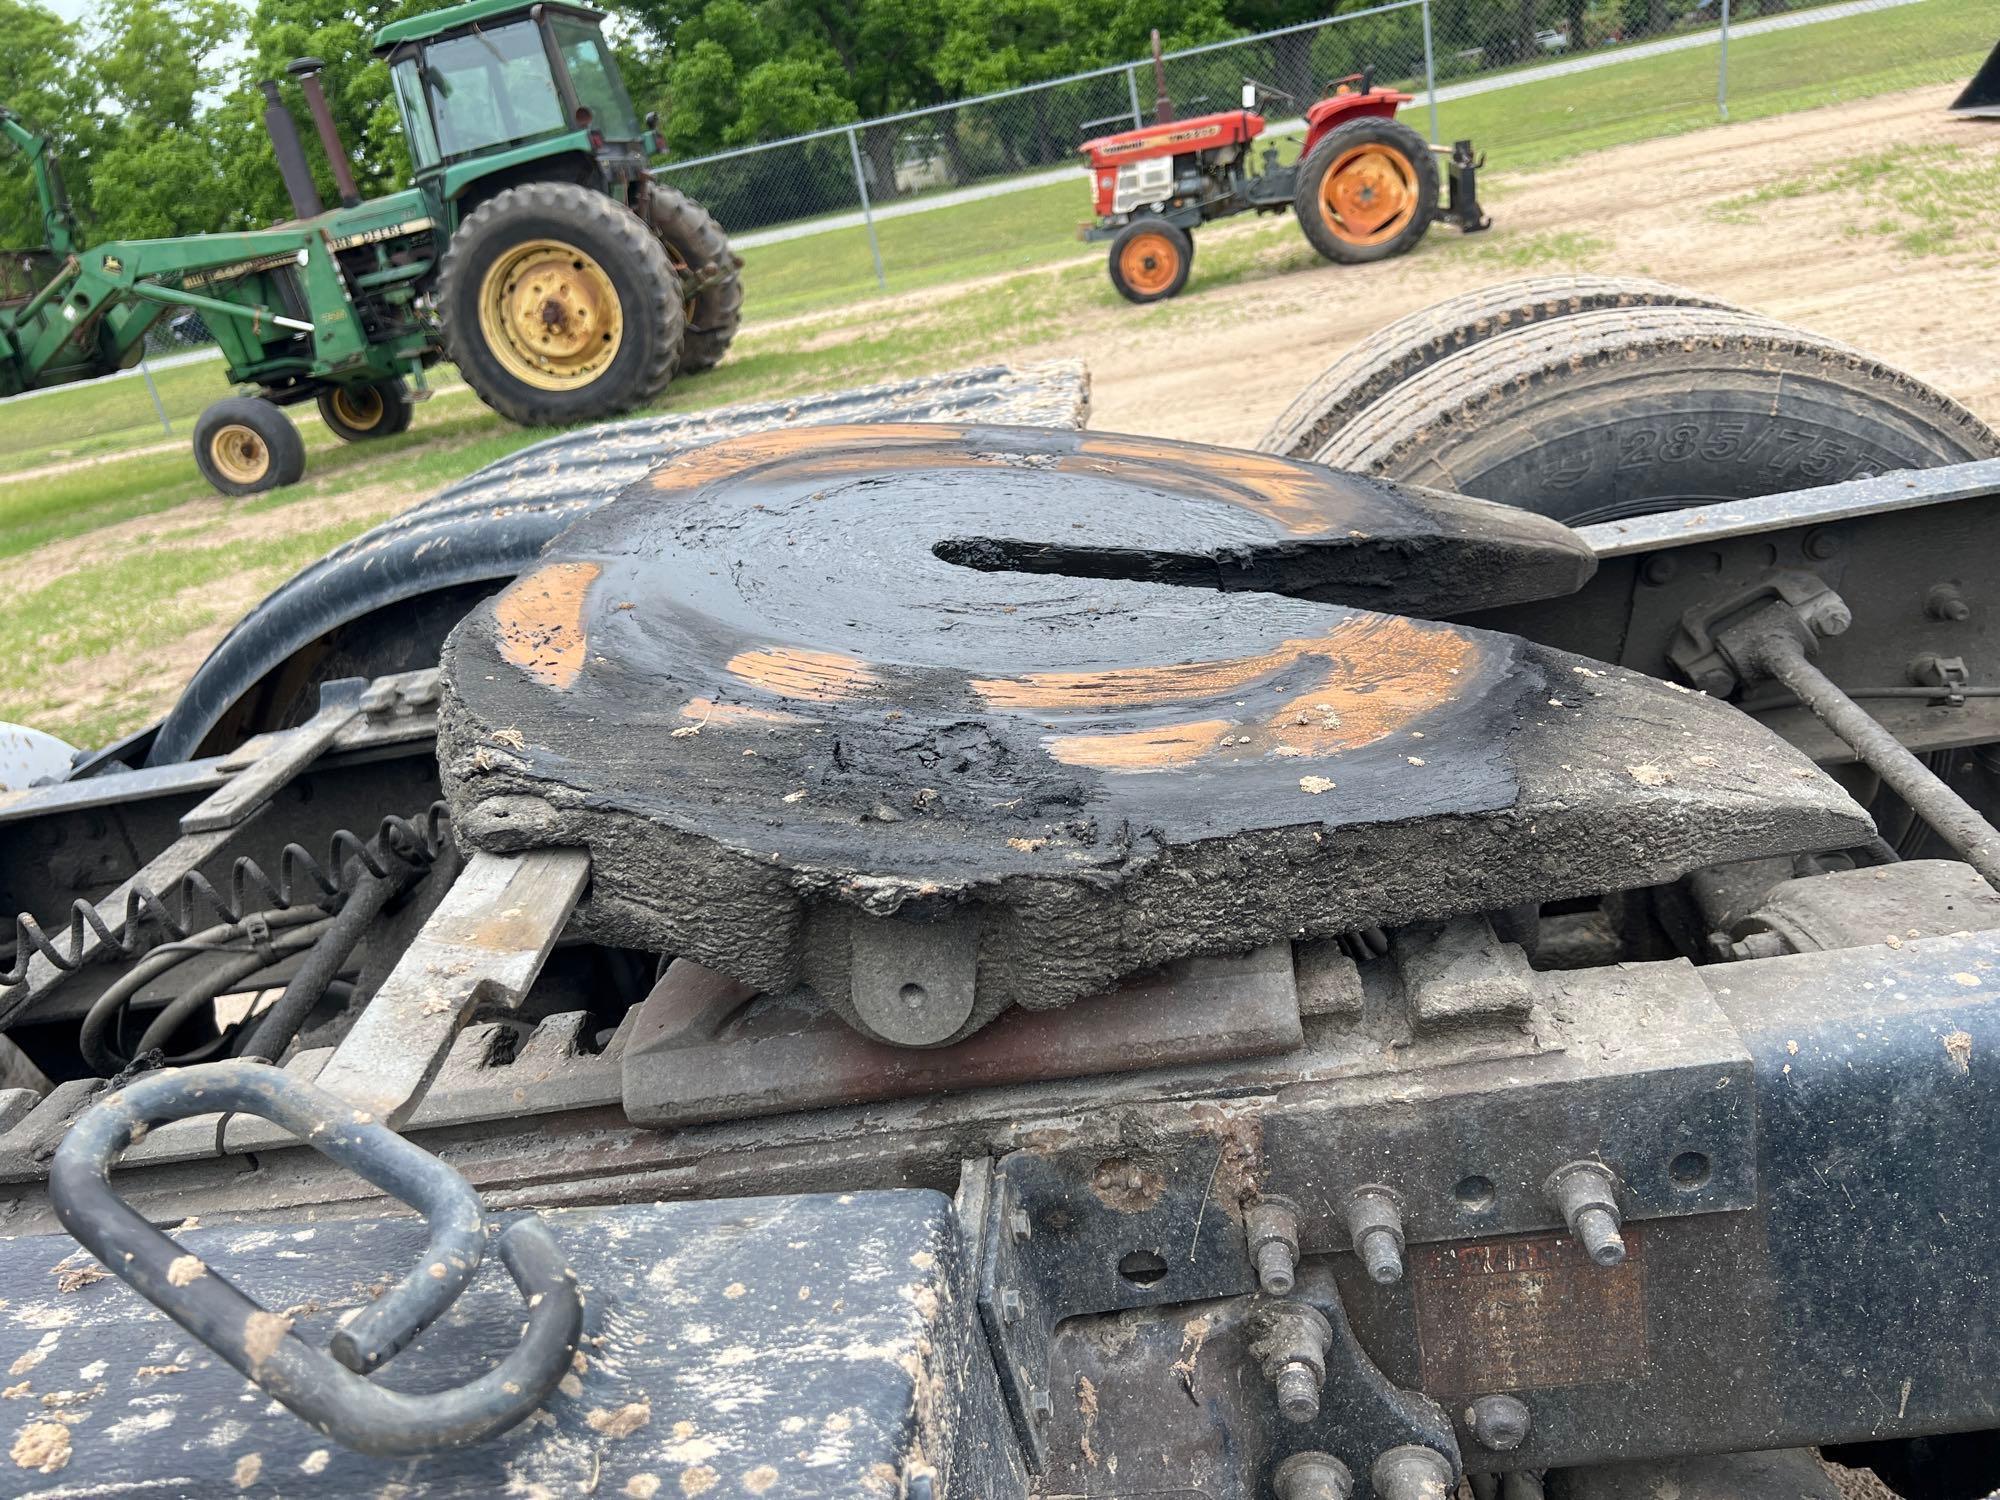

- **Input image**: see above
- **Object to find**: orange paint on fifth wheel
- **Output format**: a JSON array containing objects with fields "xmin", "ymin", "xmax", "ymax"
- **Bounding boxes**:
[
  {"xmin": 991, "ymin": 615, "xmax": 1479, "ymax": 771},
  {"xmin": 493, "ymin": 560, "xmax": 601, "ymax": 690}
]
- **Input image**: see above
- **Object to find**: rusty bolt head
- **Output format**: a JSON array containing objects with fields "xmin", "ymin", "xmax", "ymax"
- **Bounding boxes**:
[
  {"xmin": 1810, "ymin": 597, "xmax": 1853, "ymax": 638},
  {"xmin": 1273, "ymin": 1450, "xmax": 1355, "ymax": 1500},
  {"xmin": 1927, "ymin": 583, "xmax": 1972, "ymax": 622},
  {"xmin": 1345, "ymin": 1185, "xmax": 1406, "ymax": 1286},
  {"xmin": 1545, "ymin": 1162, "xmax": 1626, "ymax": 1268},
  {"xmin": 997, "ymin": 1287, "xmax": 1024, "ymax": 1324},
  {"xmin": 1371, "ymin": 1444, "xmax": 1456, "ymax": 1500},
  {"xmin": 1247, "ymin": 1195, "xmax": 1303, "ymax": 1297},
  {"xmin": 1464, "ymin": 1393, "xmax": 1531, "ymax": 1450},
  {"xmin": 1008, "ymin": 1207, "xmax": 1033, "ymax": 1242},
  {"xmin": 1028, "ymin": 1385, "xmax": 1053, "ymax": 1422},
  {"xmin": 1640, "ymin": 553, "xmax": 1677, "ymax": 587},
  {"xmin": 1693, "ymin": 666, "xmax": 1736, "ymax": 698},
  {"xmin": 1803, "ymin": 527, "xmax": 1842, "ymax": 561},
  {"xmin": 1274, "ymin": 1361, "xmax": 1322, "ymax": 1424}
]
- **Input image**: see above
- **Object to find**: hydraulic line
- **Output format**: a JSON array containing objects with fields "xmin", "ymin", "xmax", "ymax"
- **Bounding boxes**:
[
  {"xmin": 1748, "ymin": 630, "xmax": 2000, "ymax": 888},
  {"xmin": 76, "ymin": 911, "xmax": 332, "ymax": 1076}
]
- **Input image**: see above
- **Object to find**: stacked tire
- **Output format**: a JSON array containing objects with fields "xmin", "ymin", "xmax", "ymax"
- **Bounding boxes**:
[{"xmin": 1259, "ymin": 274, "xmax": 1999, "ymax": 525}]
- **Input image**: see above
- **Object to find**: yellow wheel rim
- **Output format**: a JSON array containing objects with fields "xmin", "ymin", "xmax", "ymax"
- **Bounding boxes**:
[
  {"xmin": 329, "ymin": 385, "xmax": 385, "ymax": 431},
  {"xmin": 477, "ymin": 239, "xmax": 625, "ymax": 392},
  {"xmin": 211, "ymin": 424, "xmax": 271, "ymax": 486},
  {"xmin": 1318, "ymin": 144, "xmax": 1419, "ymax": 246},
  {"xmin": 1119, "ymin": 231, "xmax": 1182, "ymax": 296}
]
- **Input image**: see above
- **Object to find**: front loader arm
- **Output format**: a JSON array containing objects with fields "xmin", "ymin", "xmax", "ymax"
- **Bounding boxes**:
[{"xmin": 0, "ymin": 106, "xmax": 78, "ymax": 260}]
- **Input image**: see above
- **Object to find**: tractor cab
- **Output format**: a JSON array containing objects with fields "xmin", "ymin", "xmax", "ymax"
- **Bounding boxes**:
[{"xmin": 374, "ymin": 0, "xmax": 659, "ymax": 209}]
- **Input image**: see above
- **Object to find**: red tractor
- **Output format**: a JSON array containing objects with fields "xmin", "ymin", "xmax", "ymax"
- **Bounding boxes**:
[{"xmin": 1080, "ymin": 43, "xmax": 1489, "ymax": 303}]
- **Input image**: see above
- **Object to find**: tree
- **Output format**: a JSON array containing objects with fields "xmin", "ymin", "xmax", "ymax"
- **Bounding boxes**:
[{"xmin": 84, "ymin": 0, "xmax": 246, "ymax": 241}]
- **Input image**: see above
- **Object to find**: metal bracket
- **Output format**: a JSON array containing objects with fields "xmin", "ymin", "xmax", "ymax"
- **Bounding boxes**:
[{"xmin": 1667, "ymin": 570, "xmax": 1848, "ymax": 697}]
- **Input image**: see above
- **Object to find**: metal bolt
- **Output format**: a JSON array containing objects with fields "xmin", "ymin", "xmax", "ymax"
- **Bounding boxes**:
[
  {"xmin": 1464, "ymin": 1393, "xmax": 1532, "ymax": 1451},
  {"xmin": 1639, "ymin": 553, "xmax": 1677, "ymax": 587},
  {"xmin": 1274, "ymin": 1361, "xmax": 1322, "ymax": 1423},
  {"xmin": 1273, "ymin": 1450, "xmax": 1356, "ymax": 1500},
  {"xmin": 1372, "ymin": 1444, "xmax": 1456, "ymax": 1500},
  {"xmin": 1803, "ymin": 527, "xmax": 1842, "ymax": 560},
  {"xmin": 1345, "ymin": 1185, "xmax": 1406, "ymax": 1285},
  {"xmin": 1810, "ymin": 597, "xmax": 1853, "ymax": 638},
  {"xmin": 1028, "ymin": 1385, "xmax": 1053, "ymax": 1422},
  {"xmin": 1246, "ymin": 1195, "xmax": 1302, "ymax": 1297},
  {"xmin": 1693, "ymin": 666, "xmax": 1736, "ymax": 698},
  {"xmin": 1544, "ymin": 1162, "xmax": 1627, "ymax": 1267},
  {"xmin": 1927, "ymin": 583, "xmax": 1972, "ymax": 622},
  {"xmin": 1574, "ymin": 1205, "xmax": 1625, "ymax": 1265},
  {"xmin": 997, "ymin": 1287, "xmax": 1024, "ymax": 1324},
  {"xmin": 1008, "ymin": 1207, "xmax": 1032, "ymax": 1242},
  {"xmin": 1248, "ymin": 1301, "xmax": 1332, "ymax": 1427}
]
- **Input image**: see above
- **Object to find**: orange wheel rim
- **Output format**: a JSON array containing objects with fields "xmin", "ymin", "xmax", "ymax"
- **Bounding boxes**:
[
  {"xmin": 1318, "ymin": 144, "xmax": 1418, "ymax": 245},
  {"xmin": 1119, "ymin": 231, "xmax": 1181, "ymax": 295}
]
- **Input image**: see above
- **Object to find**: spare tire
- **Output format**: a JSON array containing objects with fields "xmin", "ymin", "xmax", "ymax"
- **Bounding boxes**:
[
  {"xmin": 1259, "ymin": 274, "xmax": 1741, "ymax": 461},
  {"xmin": 1313, "ymin": 304, "xmax": 2000, "ymax": 525}
]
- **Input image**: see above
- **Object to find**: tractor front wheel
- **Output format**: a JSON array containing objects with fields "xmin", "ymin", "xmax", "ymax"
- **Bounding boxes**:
[
  {"xmin": 1294, "ymin": 118, "xmax": 1437, "ymax": 265},
  {"xmin": 316, "ymin": 379, "xmax": 414, "ymax": 443},
  {"xmin": 1108, "ymin": 219, "xmax": 1193, "ymax": 304},
  {"xmin": 437, "ymin": 183, "xmax": 683, "ymax": 428},
  {"xmin": 193, "ymin": 397, "xmax": 306, "ymax": 497},
  {"xmin": 641, "ymin": 184, "xmax": 743, "ymax": 379}
]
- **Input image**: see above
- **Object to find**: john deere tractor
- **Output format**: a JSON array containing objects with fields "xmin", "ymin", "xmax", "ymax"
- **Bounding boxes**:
[{"xmin": 0, "ymin": 0, "xmax": 741, "ymax": 495}]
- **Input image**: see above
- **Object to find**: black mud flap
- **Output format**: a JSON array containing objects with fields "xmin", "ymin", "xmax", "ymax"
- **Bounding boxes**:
[
  {"xmin": 0, "ymin": 1192, "xmax": 1024, "ymax": 1498},
  {"xmin": 1950, "ymin": 39, "xmax": 2000, "ymax": 117}
]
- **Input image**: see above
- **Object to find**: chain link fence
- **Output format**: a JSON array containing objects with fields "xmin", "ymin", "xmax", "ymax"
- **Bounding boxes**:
[
  {"xmin": 658, "ymin": 0, "xmax": 1988, "ymax": 307},
  {"xmin": 12, "ymin": 0, "xmax": 1983, "ymax": 423}
]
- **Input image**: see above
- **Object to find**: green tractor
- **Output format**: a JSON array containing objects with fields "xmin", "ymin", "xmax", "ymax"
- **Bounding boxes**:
[{"xmin": 0, "ymin": 0, "xmax": 741, "ymax": 495}]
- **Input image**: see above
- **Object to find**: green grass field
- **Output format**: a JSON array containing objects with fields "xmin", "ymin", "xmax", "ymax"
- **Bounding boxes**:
[
  {"xmin": 0, "ymin": 0, "xmax": 1991, "ymax": 745},
  {"xmin": 732, "ymin": 0, "xmax": 1996, "ymax": 318}
]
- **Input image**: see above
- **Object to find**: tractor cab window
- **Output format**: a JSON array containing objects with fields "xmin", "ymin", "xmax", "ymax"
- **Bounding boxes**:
[
  {"xmin": 547, "ymin": 17, "xmax": 642, "ymax": 141},
  {"xmin": 391, "ymin": 58, "xmax": 441, "ymax": 171},
  {"xmin": 420, "ymin": 20, "xmax": 567, "ymax": 161}
]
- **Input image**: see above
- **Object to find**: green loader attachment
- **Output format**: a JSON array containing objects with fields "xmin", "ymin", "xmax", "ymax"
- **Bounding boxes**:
[{"xmin": 0, "ymin": 1, "xmax": 741, "ymax": 495}]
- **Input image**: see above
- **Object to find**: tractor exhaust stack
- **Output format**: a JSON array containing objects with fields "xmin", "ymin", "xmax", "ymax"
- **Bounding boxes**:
[
  {"xmin": 259, "ymin": 80, "xmax": 324, "ymax": 220},
  {"xmin": 1150, "ymin": 29, "xmax": 1174, "ymax": 124},
  {"xmin": 287, "ymin": 58, "xmax": 363, "ymax": 208}
]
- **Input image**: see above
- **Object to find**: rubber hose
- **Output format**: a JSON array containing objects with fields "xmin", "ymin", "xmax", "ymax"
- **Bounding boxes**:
[
  {"xmin": 238, "ymin": 870, "xmax": 400, "ymax": 1064},
  {"xmin": 78, "ymin": 910, "xmax": 331, "ymax": 1076},
  {"xmin": 131, "ymin": 920, "xmax": 336, "ymax": 1062}
]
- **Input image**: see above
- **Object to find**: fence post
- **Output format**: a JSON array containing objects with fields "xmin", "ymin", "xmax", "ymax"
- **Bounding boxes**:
[
  {"xmin": 845, "ymin": 125, "xmax": 888, "ymax": 293},
  {"xmin": 1717, "ymin": 0, "xmax": 1731, "ymax": 119},
  {"xmin": 1126, "ymin": 65, "xmax": 1144, "ymax": 128},
  {"xmin": 1421, "ymin": 0, "xmax": 1440, "ymax": 145},
  {"xmin": 138, "ymin": 355, "xmax": 172, "ymax": 436}
]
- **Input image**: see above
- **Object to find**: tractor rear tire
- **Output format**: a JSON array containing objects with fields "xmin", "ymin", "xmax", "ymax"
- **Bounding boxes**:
[
  {"xmin": 1312, "ymin": 305, "xmax": 2000, "ymax": 526},
  {"xmin": 193, "ymin": 397, "xmax": 306, "ymax": 497},
  {"xmin": 1259, "ymin": 274, "xmax": 1742, "ymax": 460},
  {"xmin": 316, "ymin": 379, "xmax": 415, "ymax": 443},
  {"xmin": 1108, "ymin": 219, "xmax": 1193, "ymax": 304},
  {"xmin": 642, "ymin": 184, "xmax": 743, "ymax": 378},
  {"xmin": 437, "ymin": 183, "xmax": 683, "ymax": 428},
  {"xmin": 1293, "ymin": 116, "xmax": 1437, "ymax": 265}
]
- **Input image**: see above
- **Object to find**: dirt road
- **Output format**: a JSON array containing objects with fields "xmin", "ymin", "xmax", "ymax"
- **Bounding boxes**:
[{"xmin": 1066, "ymin": 83, "xmax": 2000, "ymax": 448}]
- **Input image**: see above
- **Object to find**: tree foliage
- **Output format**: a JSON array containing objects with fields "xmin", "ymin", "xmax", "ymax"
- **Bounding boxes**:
[{"xmin": 0, "ymin": 0, "xmax": 1703, "ymax": 251}]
